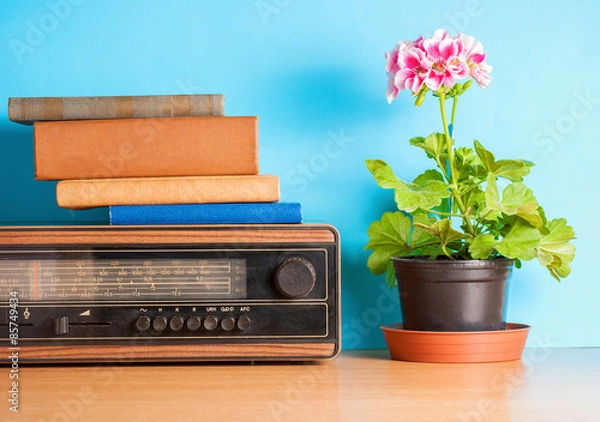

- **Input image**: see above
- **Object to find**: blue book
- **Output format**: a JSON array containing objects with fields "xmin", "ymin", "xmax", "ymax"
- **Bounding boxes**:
[{"xmin": 109, "ymin": 203, "xmax": 302, "ymax": 225}]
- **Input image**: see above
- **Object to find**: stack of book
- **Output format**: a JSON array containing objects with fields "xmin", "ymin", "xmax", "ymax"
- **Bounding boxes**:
[{"xmin": 9, "ymin": 95, "xmax": 302, "ymax": 224}]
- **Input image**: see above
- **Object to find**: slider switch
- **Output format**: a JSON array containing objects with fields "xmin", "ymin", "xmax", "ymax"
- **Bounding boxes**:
[{"xmin": 53, "ymin": 316, "xmax": 69, "ymax": 336}]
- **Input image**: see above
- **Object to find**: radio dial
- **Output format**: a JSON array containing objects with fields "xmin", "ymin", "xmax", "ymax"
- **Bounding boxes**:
[{"xmin": 274, "ymin": 257, "xmax": 317, "ymax": 299}]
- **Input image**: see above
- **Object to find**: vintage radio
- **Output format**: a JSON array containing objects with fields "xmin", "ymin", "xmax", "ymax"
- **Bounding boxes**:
[{"xmin": 0, "ymin": 225, "xmax": 340, "ymax": 363}]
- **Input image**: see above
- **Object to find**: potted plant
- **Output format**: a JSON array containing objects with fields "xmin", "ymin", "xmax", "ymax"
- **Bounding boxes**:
[{"xmin": 365, "ymin": 29, "xmax": 576, "ymax": 332}]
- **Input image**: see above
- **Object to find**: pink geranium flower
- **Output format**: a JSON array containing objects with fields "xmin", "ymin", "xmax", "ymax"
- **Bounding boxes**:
[
  {"xmin": 421, "ymin": 29, "xmax": 469, "ymax": 91},
  {"xmin": 385, "ymin": 29, "xmax": 492, "ymax": 102},
  {"xmin": 457, "ymin": 33, "xmax": 493, "ymax": 88},
  {"xmin": 385, "ymin": 40, "xmax": 424, "ymax": 103},
  {"xmin": 395, "ymin": 46, "xmax": 429, "ymax": 93}
]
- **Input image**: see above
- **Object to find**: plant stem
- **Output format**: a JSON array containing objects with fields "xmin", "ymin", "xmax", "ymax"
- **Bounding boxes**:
[
  {"xmin": 412, "ymin": 240, "xmax": 443, "ymax": 250},
  {"xmin": 435, "ymin": 158, "xmax": 451, "ymax": 181},
  {"xmin": 451, "ymin": 95, "xmax": 458, "ymax": 131},
  {"xmin": 458, "ymin": 178, "xmax": 487, "ymax": 197},
  {"xmin": 441, "ymin": 244, "xmax": 454, "ymax": 259},
  {"xmin": 425, "ymin": 209, "xmax": 466, "ymax": 218},
  {"xmin": 439, "ymin": 92, "xmax": 475, "ymax": 237}
]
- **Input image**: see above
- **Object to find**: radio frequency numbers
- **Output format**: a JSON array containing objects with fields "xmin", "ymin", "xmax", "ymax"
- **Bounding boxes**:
[{"xmin": 0, "ymin": 257, "xmax": 247, "ymax": 301}]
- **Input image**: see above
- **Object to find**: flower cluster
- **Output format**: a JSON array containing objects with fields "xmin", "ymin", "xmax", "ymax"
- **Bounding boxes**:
[{"xmin": 385, "ymin": 29, "xmax": 492, "ymax": 103}]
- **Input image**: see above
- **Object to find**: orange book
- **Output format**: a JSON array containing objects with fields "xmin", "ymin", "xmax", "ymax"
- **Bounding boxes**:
[
  {"xmin": 34, "ymin": 116, "xmax": 258, "ymax": 180},
  {"xmin": 56, "ymin": 175, "xmax": 280, "ymax": 210}
]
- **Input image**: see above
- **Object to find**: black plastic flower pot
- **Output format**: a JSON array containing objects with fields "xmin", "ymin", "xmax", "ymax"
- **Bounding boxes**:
[{"xmin": 392, "ymin": 258, "xmax": 514, "ymax": 332}]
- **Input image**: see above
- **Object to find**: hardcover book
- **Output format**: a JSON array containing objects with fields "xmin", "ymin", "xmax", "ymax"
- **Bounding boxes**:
[
  {"xmin": 56, "ymin": 175, "xmax": 280, "ymax": 209},
  {"xmin": 9, "ymin": 94, "xmax": 225, "ymax": 124},
  {"xmin": 109, "ymin": 202, "xmax": 302, "ymax": 225},
  {"xmin": 34, "ymin": 116, "xmax": 258, "ymax": 180}
]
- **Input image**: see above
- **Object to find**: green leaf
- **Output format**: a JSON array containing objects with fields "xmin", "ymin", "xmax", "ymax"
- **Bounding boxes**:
[
  {"xmin": 365, "ymin": 212, "xmax": 412, "ymax": 274},
  {"xmin": 486, "ymin": 181, "xmax": 543, "ymax": 227},
  {"xmin": 538, "ymin": 206, "xmax": 548, "ymax": 229},
  {"xmin": 395, "ymin": 177, "xmax": 451, "ymax": 213},
  {"xmin": 385, "ymin": 262, "xmax": 398, "ymax": 288},
  {"xmin": 365, "ymin": 159, "xmax": 404, "ymax": 189},
  {"xmin": 414, "ymin": 218, "xmax": 470, "ymax": 256},
  {"xmin": 464, "ymin": 186, "xmax": 490, "ymax": 218},
  {"xmin": 469, "ymin": 234, "xmax": 498, "ymax": 259},
  {"xmin": 456, "ymin": 147, "xmax": 477, "ymax": 164},
  {"xmin": 455, "ymin": 147, "xmax": 487, "ymax": 183},
  {"xmin": 413, "ymin": 169, "xmax": 444, "ymax": 185},
  {"xmin": 474, "ymin": 140, "xmax": 496, "ymax": 171},
  {"xmin": 414, "ymin": 170, "xmax": 451, "ymax": 213},
  {"xmin": 485, "ymin": 173, "xmax": 501, "ymax": 210},
  {"xmin": 495, "ymin": 218, "xmax": 542, "ymax": 261},
  {"xmin": 493, "ymin": 159, "xmax": 534, "ymax": 182},
  {"xmin": 410, "ymin": 212, "xmax": 439, "ymax": 254},
  {"xmin": 537, "ymin": 218, "xmax": 576, "ymax": 280},
  {"xmin": 501, "ymin": 183, "xmax": 543, "ymax": 227},
  {"xmin": 474, "ymin": 140, "xmax": 533, "ymax": 182},
  {"xmin": 365, "ymin": 159, "xmax": 451, "ymax": 214},
  {"xmin": 409, "ymin": 132, "xmax": 447, "ymax": 160}
]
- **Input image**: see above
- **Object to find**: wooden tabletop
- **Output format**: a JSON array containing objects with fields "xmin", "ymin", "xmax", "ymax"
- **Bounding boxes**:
[{"xmin": 2, "ymin": 348, "xmax": 599, "ymax": 421}]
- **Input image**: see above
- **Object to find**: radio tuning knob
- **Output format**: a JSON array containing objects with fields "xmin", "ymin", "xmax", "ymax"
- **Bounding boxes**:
[{"xmin": 274, "ymin": 257, "xmax": 317, "ymax": 299}]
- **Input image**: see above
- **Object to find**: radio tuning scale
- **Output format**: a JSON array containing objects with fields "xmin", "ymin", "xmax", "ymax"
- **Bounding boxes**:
[{"xmin": 0, "ymin": 257, "xmax": 247, "ymax": 302}]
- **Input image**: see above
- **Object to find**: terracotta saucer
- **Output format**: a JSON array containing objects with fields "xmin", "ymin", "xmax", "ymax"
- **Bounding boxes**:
[{"xmin": 381, "ymin": 322, "xmax": 531, "ymax": 363}]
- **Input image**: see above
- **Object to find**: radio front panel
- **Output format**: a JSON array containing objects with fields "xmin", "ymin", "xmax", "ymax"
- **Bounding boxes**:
[{"xmin": 0, "ymin": 225, "xmax": 340, "ymax": 362}]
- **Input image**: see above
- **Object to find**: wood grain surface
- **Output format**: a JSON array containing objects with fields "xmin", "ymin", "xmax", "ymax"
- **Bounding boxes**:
[
  {"xmin": 0, "ymin": 225, "xmax": 338, "ymax": 245},
  {"xmin": 14, "ymin": 342, "xmax": 338, "ymax": 363},
  {"xmin": 1, "ymin": 349, "xmax": 598, "ymax": 421}
]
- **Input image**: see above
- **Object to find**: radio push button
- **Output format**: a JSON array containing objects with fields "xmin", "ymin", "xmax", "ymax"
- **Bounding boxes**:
[
  {"xmin": 152, "ymin": 316, "xmax": 168, "ymax": 332},
  {"xmin": 237, "ymin": 315, "xmax": 252, "ymax": 331},
  {"xmin": 203, "ymin": 315, "xmax": 219, "ymax": 331},
  {"xmin": 169, "ymin": 316, "xmax": 185, "ymax": 332},
  {"xmin": 186, "ymin": 315, "xmax": 202, "ymax": 331},
  {"xmin": 134, "ymin": 315, "xmax": 151, "ymax": 332},
  {"xmin": 274, "ymin": 257, "xmax": 317, "ymax": 299},
  {"xmin": 220, "ymin": 316, "xmax": 236, "ymax": 331}
]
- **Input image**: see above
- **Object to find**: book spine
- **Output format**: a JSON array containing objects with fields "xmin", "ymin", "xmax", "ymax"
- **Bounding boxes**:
[
  {"xmin": 8, "ymin": 94, "xmax": 225, "ymax": 124},
  {"xmin": 109, "ymin": 203, "xmax": 302, "ymax": 225},
  {"xmin": 34, "ymin": 116, "xmax": 258, "ymax": 180},
  {"xmin": 56, "ymin": 175, "xmax": 280, "ymax": 210}
]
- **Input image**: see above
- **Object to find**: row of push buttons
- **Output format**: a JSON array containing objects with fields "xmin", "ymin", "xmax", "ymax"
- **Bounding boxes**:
[{"xmin": 134, "ymin": 315, "xmax": 252, "ymax": 333}]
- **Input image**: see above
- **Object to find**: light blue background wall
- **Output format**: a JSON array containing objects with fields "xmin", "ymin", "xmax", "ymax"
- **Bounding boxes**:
[{"xmin": 0, "ymin": 0, "xmax": 598, "ymax": 349}]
